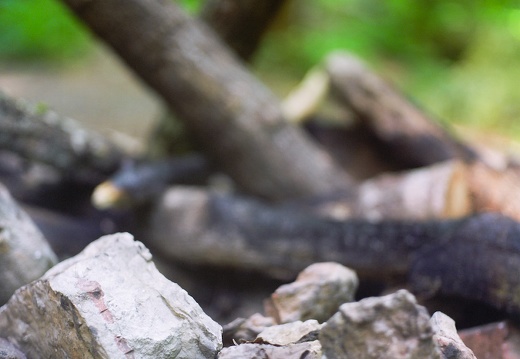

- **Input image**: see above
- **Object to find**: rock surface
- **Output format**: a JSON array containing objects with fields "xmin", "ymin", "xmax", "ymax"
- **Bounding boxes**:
[
  {"xmin": 222, "ymin": 313, "xmax": 276, "ymax": 345},
  {"xmin": 266, "ymin": 262, "xmax": 358, "ymax": 323},
  {"xmin": 256, "ymin": 319, "xmax": 322, "ymax": 346},
  {"xmin": 0, "ymin": 183, "xmax": 57, "ymax": 304},
  {"xmin": 218, "ymin": 341, "xmax": 322, "ymax": 359},
  {"xmin": 0, "ymin": 337, "xmax": 26, "ymax": 359},
  {"xmin": 431, "ymin": 311, "xmax": 477, "ymax": 359},
  {"xmin": 320, "ymin": 289, "xmax": 442, "ymax": 359},
  {"xmin": 0, "ymin": 233, "xmax": 222, "ymax": 359}
]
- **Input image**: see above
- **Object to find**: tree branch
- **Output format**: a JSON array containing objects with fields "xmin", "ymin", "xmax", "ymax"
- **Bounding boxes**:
[
  {"xmin": 0, "ymin": 91, "xmax": 124, "ymax": 184},
  {"xmin": 146, "ymin": 186, "xmax": 520, "ymax": 317},
  {"xmin": 60, "ymin": 0, "xmax": 351, "ymax": 201}
]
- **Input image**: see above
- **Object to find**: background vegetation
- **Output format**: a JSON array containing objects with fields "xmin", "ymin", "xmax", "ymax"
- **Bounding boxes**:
[{"xmin": 1, "ymin": 0, "xmax": 520, "ymax": 140}]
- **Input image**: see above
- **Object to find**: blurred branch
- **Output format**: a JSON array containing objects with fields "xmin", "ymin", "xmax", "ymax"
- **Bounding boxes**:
[
  {"xmin": 325, "ymin": 52, "xmax": 478, "ymax": 167},
  {"xmin": 60, "ymin": 0, "xmax": 351, "ymax": 201},
  {"xmin": 0, "ymin": 91, "xmax": 124, "ymax": 184},
  {"xmin": 147, "ymin": 186, "xmax": 520, "ymax": 317}
]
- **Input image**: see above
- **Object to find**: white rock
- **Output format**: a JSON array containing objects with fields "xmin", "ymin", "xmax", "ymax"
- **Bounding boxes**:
[
  {"xmin": 256, "ymin": 319, "xmax": 322, "ymax": 345},
  {"xmin": 218, "ymin": 341, "xmax": 322, "ymax": 359},
  {"xmin": 267, "ymin": 262, "xmax": 358, "ymax": 323},
  {"xmin": 431, "ymin": 311, "xmax": 477, "ymax": 359},
  {"xmin": 0, "ymin": 233, "xmax": 222, "ymax": 359},
  {"xmin": 320, "ymin": 289, "xmax": 442, "ymax": 359}
]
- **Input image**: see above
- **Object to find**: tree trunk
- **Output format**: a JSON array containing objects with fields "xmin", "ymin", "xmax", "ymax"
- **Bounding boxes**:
[{"xmin": 60, "ymin": 0, "xmax": 351, "ymax": 201}]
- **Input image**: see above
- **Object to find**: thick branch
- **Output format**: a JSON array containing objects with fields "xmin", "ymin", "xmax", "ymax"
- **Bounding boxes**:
[
  {"xmin": 325, "ymin": 52, "xmax": 477, "ymax": 167},
  {"xmin": 60, "ymin": 0, "xmax": 351, "ymax": 201},
  {"xmin": 0, "ymin": 91, "xmax": 124, "ymax": 184},
  {"xmin": 147, "ymin": 187, "xmax": 450, "ymax": 279},
  {"xmin": 147, "ymin": 187, "xmax": 520, "ymax": 316}
]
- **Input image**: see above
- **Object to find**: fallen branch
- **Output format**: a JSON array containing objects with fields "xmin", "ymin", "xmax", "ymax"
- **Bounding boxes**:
[
  {"xmin": 146, "ymin": 186, "xmax": 520, "ymax": 316},
  {"xmin": 323, "ymin": 52, "xmax": 477, "ymax": 167},
  {"xmin": 147, "ymin": 187, "xmax": 446, "ymax": 279},
  {"xmin": 60, "ymin": 0, "xmax": 351, "ymax": 201},
  {"xmin": 0, "ymin": 91, "xmax": 124, "ymax": 184}
]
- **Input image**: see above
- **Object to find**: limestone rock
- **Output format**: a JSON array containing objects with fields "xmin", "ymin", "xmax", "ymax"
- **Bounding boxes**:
[
  {"xmin": 0, "ymin": 233, "xmax": 222, "ymax": 359},
  {"xmin": 223, "ymin": 313, "xmax": 276, "ymax": 345},
  {"xmin": 218, "ymin": 341, "xmax": 322, "ymax": 359},
  {"xmin": 0, "ymin": 183, "xmax": 57, "ymax": 304},
  {"xmin": 320, "ymin": 289, "xmax": 442, "ymax": 359},
  {"xmin": 0, "ymin": 337, "xmax": 26, "ymax": 359},
  {"xmin": 256, "ymin": 319, "xmax": 322, "ymax": 345},
  {"xmin": 431, "ymin": 312, "xmax": 477, "ymax": 359},
  {"xmin": 267, "ymin": 262, "xmax": 358, "ymax": 323}
]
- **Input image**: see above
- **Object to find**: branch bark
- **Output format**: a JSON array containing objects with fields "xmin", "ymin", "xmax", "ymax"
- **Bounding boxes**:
[
  {"xmin": 0, "ymin": 91, "xmax": 124, "ymax": 184},
  {"xmin": 60, "ymin": 0, "xmax": 351, "ymax": 201},
  {"xmin": 325, "ymin": 52, "xmax": 478, "ymax": 167},
  {"xmin": 146, "ymin": 186, "xmax": 520, "ymax": 317}
]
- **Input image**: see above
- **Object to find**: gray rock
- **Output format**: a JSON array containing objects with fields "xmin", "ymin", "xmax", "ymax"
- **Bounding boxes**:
[
  {"xmin": 218, "ymin": 341, "xmax": 322, "ymax": 359},
  {"xmin": 320, "ymin": 289, "xmax": 442, "ymax": 359},
  {"xmin": 256, "ymin": 319, "xmax": 322, "ymax": 346},
  {"xmin": 430, "ymin": 312, "xmax": 477, "ymax": 359},
  {"xmin": 267, "ymin": 262, "xmax": 358, "ymax": 323},
  {"xmin": 0, "ymin": 183, "xmax": 57, "ymax": 304},
  {"xmin": 0, "ymin": 338, "xmax": 26, "ymax": 359},
  {"xmin": 0, "ymin": 233, "xmax": 222, "ymax": 359},
  {"xmin": 223, "ymin": 313, "xmax": 276, "ymax": 345}
]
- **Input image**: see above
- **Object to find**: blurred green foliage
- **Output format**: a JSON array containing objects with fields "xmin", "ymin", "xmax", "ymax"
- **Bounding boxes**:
[
  {"xmin": 253, "ymin": 0, "xmax": 520, "ymax": 138},
  {"xmin": 1, "ymin": 0, "xmax": 519, "ymax": 137},
  {"xmin": 0, "ymin": 0, "xmax": 91, "ymax": 62}
]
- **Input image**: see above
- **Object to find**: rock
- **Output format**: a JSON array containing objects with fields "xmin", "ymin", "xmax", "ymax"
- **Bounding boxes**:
[
  {"xmin": 223, "ymin": 313, "xmax": 276, "ymax": 345},
  {"xmin": 0, "ymin": 183, "xmax": 57, "ymax": 304},
  {"xmin": 256, "ymin": 319, "xmax": 322, "ymax": 345},
  {"xmin": 218, "ymin": 341, "xmax": 322, "ymax": 359},
  {"xmin": 459, "ymin": 321, "xmax": 519, "ymax": 359},
  {"xmin": 320, "ymin": 289, "xmax": 442, "ymax": 359},
  {"xmin": 430, "ymin": 312, "xmax": 477, "ymax": 359},
  {"xmin": 266, "ymin": 262, "xmax": 358, "ymax": 323},
  {"xmin": 0, "ymin": 337, "xmax": 26, "ymax": 359},
  {"xmin": 0, "ymin": 233, "xmax": 222, "ymax": 359}
]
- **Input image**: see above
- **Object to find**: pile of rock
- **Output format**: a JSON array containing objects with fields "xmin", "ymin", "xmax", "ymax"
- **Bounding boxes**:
[{"xmin": 0, "ymin": 232, "xmax": 477, "ymax": 358}]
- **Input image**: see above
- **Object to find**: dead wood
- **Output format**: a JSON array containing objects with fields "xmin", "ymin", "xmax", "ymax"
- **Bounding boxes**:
[
  {"xmin": 200, "ymin": 0, "xmax": 287, "ymax": 61},
  {"xmin": 92, "ymin": 154, "xmax": 212, "ymax": 209},
  {"xmin": 147, "ymin": 186, "xmax": 450, "ymax": 279},
  {"xmin": 300, "ymin": 159, "xmax": 520, "ymax": 222},
  {"xmin": 325, "ymin": 52, "xmax": 478, "ymax": 167},
  {"xmin": 146, "ymin": 186, "xmax": 520, "ymax": 317},
  {"xmin": 147, "ymin": 0, "xmax": 286, "ymax": 157},
  {"xmin": 296, "ymin": 160, "xmax": 471, "ymax": 221},
  {"xmin": 60, "ymin": 0, "xmax": 351, "ymax": 201},
  {"xmin": 0, "ymin": 91, "xmax": 123, "ymax": 184}
]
